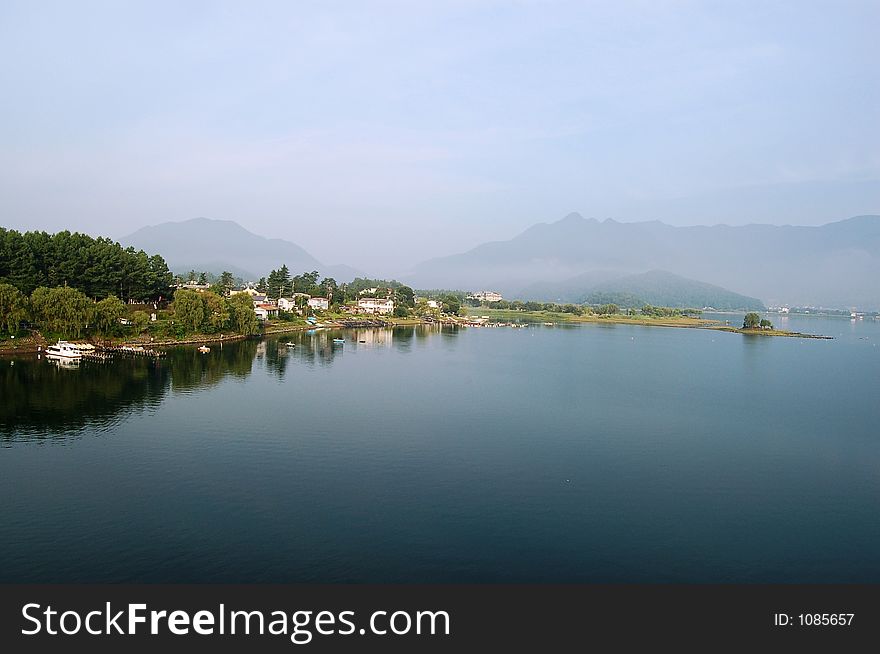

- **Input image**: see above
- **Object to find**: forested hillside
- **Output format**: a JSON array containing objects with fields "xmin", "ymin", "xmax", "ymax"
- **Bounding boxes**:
[{"xmin": 0, "ymin": 228, "xmax": 172, "ymax": 300}]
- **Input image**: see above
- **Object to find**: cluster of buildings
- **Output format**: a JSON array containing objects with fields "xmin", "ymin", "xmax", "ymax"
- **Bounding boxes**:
[
  {"xmin": 467, "ymin": 291, "xmax": 504, "ymax": 303},
  {"xmin": 228, "ymin": 287, "xmax": 330, "ymax": 320},
  {"xmin": 225, "ymin": 287, "xmax": 396, "ymax": 319},
  {"xmin": 353, "ymin": 297, "xmax": 395, "ymax": 315},
  {"xmin": 173, "ymin": 281, "xmax": 405, "ymax": 319},
  {"xmin": 174, "ymin": 281, "xmax": 212, "ymax": 292}
]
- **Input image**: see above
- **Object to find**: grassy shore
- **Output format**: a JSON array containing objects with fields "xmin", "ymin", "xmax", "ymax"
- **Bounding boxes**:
[
  {"xmin": 460, "ymin": 308, "xmax": 831, "ymax": 338},
  {"xmin": 709, "ymin": 326, "xmax": 833, "ymax": 339},
  {"xmin": 0, "ymin": 309, "xmax": 831, "ymax": 355},
  {"xmin": 462, "ymin": 307, "xmax": 713, "ymax": 328}
]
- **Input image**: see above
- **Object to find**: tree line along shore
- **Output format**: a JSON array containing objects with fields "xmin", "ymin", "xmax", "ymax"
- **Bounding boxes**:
[{"xmin": 0, "ymin": 227, "xmax": 826, "ymax": 351}]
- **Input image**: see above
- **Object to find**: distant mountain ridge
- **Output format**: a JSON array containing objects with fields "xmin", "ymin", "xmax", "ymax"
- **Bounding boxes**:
[
  {"xmin": 121, "ymin": 218, "xmax": 360, "ymax": 282},
  {"xmin": 407, "ymin": 213, "xmax": 880, "ymax": 309}
]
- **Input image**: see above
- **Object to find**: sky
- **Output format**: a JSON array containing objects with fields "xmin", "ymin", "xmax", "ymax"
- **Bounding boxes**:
[{"xmin": 1, "ymin": 0, "xmax": 878, "ymax": 273}]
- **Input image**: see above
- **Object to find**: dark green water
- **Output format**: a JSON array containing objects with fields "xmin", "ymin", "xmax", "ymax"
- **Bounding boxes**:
[{"xmin": 2, "ymin": 316, "xmax": 879, "ymax": 582}]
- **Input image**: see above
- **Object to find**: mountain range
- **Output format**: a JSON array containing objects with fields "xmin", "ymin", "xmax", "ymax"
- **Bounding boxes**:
[
  {"xmin": 405, "ymin": 213, "xmax": 880, "ymax": 309},
  {"xmin": 120, "ymin": 214, "xmax": 880, "ymax": 309},
  {"xmin": 121, "ymin": 218, "xmax": 359, "ymax": 282}
]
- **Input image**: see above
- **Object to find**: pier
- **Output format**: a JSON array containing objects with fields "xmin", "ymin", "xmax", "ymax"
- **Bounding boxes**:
[{"xmin": 97, "ymin": 345, "xmax": 166, "ymax": 358}]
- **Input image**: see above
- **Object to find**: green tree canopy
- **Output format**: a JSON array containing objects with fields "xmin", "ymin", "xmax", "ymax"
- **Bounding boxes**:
[
  {"xmin": 439, "ymin": 294, "xmax": 461, "ymax": 314},
  {"xmin": 29, "ymin": 286, "xmax": 93, "ymax": 337},
  {"xmin": 203, "ymin": 292, "xmax": 230, "ymax": 332},
  {"xmin": 227, "ymin": 292, "xmax": 259, "ymax": 336},
  {"xmin": 218, "ymin": 271, "xmax": 235, "ymax": 295},
  {"xmin": 0, "ymin": 282, "xmax": 28, "ymax": 335},
  {"xmin": 743, "ymin": 312, "xmax": 761, "ymax": 329},
  {"xmin": 594, "ymin": 303, "xmax": 621, "ymax": 315},
  {"xmin": 94, "ymin": 295, "xmax": 126, "ymax": 335},
  {"xmin": 131, "ymin": 310, "xmax": 150, "ymax": 334},
  {"xmin": 173, "ymin": 289, "xmax": 206, "ymax": 333},
  {"xmin": 0, "ymin": 227, "xmax": 171, "ymax": 300},
  {"xmin": 393, "ymin": 285, "xmax": 416, "ymax": 308}
]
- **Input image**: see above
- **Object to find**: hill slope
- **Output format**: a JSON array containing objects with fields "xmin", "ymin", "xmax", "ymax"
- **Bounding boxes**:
[
  {"xmin": 407, "ymin": 213, "xmax": 880, "ymax": 308},
  {"xmin": 122, "ymin": 218, "xmax": 359, "ymax": 282},
  {"xmin": 582, "ymin": 270, "xmax": 764, "ymax": 309}
]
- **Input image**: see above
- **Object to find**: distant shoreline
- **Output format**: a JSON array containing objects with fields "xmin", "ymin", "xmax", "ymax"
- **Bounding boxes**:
[{"xmin": 459, "ymin": 308, "xmax": 833, "ymax": 339}]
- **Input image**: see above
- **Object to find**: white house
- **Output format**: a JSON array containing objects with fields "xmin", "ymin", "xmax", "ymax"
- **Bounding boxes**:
[
  {"xmin": 308, "ymin": 297, "xmax": 329, "ymax": 311},
  {"xmin": 426, "ymin": 300, "xmax": 439, "ymax": 309},
  {"xmin": 467, "ymin": 291, "xmax": 503, "ymax": 303},
  {"xmin": 176, "ymin": 282, "xmax": 211, "ymax": 292},
  {"xmin": 357, "ymin": 298, "xmax": 394, "ymax": 315},
  {"xmin": 253, "ymin": 303, "xmax": 279, "ymax": 321},
  {"xmin": 277, "ymin": 297, "xmax": 299, "ymax": 312}
]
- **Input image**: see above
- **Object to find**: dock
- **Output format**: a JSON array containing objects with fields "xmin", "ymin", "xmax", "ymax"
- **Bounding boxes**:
[{"xmin": 98, "ymin": 345, "xmax": 166, "ymax": 358}]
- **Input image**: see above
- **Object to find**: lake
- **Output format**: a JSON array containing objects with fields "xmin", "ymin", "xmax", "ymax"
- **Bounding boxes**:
[{"xmin": 2, "ymin": 315, "xmax": 879, "ymax": 582}]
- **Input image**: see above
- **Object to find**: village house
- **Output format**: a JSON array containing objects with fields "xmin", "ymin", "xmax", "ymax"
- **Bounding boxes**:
[
  {"xmin": 175, "ymin": 282, "xmax": 212, "ymax": 292},
  {"xmin": 357, "ymin": 298, "xmax": 394, "ymax": 315},
  {"xmin": 308, "ymin": 297, "xmax": 329, "ymax": 311},
  {"xmin": 229, "ymin": 287, "xmax": 261, "ymax": 298},
  {"xmin": 277, "ymin": 297, "xmax": 298, "ymax": 312},
  {"xmin": 253, "ymin": 303, "xmax": 279, "ymax": 321},
  {"xmin": 467, "ymin": 291, "xmax": 503, "ymax": 303}
]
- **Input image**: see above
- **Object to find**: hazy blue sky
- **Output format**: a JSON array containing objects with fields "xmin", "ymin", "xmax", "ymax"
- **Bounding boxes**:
[{"xmin": 1, "ymin": 0, "xmax": 878, "ymax": 271}]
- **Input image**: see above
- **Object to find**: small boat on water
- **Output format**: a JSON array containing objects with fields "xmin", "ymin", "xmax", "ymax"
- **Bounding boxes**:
[
  {"xmin": 332, "ymin": 338, "xmax": 345, "ymax": 345},
  {"xmin": 45, "ymin": 341, "xmax": 83, "ymax": 359},
  {"xmin": 198, "ymin": 345, "xmax": 210, "ymax": 353},
  {"xmin": 285, "ymin": 342, "xmax": 296, "ymax": 348}
]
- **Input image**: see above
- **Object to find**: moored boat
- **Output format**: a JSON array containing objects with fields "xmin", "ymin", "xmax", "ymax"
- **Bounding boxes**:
[
  {"xmin": 198, "ymin": 345, "xmax": 210, "ymax": 353},
  {"xmin": 45, "ymin": 341, "xmax": 83, "ymax": 359}
]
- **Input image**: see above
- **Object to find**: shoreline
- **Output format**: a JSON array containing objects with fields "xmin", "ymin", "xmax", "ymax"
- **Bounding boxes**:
[
  {"xmin": 458, "ymin": 309, "xmax": 833, "ymax": 339},
  {"xmin": 0, "ymin": 317, "xmax": 445, "ymax": 355},
  {"xmin": 0, "ymin": 312, "xmax": 832, "ymax": 356},
  {"xmin": 708, "ymin": 325, "xmax": 833, "ymax": 339}
]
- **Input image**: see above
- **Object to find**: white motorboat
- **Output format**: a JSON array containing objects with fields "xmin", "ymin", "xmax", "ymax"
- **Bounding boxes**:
[{"xmin": 45, "ymin": 341, "xmax": 83, "ymax": 359}]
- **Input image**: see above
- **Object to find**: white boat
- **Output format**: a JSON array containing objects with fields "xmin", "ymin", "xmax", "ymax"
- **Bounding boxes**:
[
  {"xmin": 198, "ymin": 345, "xmax": 210, "ymax": 353},
  {"xmin": 49, "ymin": 356, "xmax": 81, "ymax": 368},
  {"xmin": 45, "ymin": 341, "xmax": 83, "ymax": 359}
]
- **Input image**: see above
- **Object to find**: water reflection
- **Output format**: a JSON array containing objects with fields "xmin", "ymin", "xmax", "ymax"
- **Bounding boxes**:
[
  {"xmin": 1, "ymin": 325, "xmax": 457, "ymax": 441},
  {"xmin": 1, "ymin": 356, "xmax": 170, "ymax": 442},
  {"xmin": 261, "ymin": 324, "xmax": 453, "ymax": 376}
]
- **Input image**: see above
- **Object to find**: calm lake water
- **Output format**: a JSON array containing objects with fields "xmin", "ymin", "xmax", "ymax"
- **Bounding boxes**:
[{"xmin": 2, "ymin": 315, "xmax": 879, "ymax": 582}]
